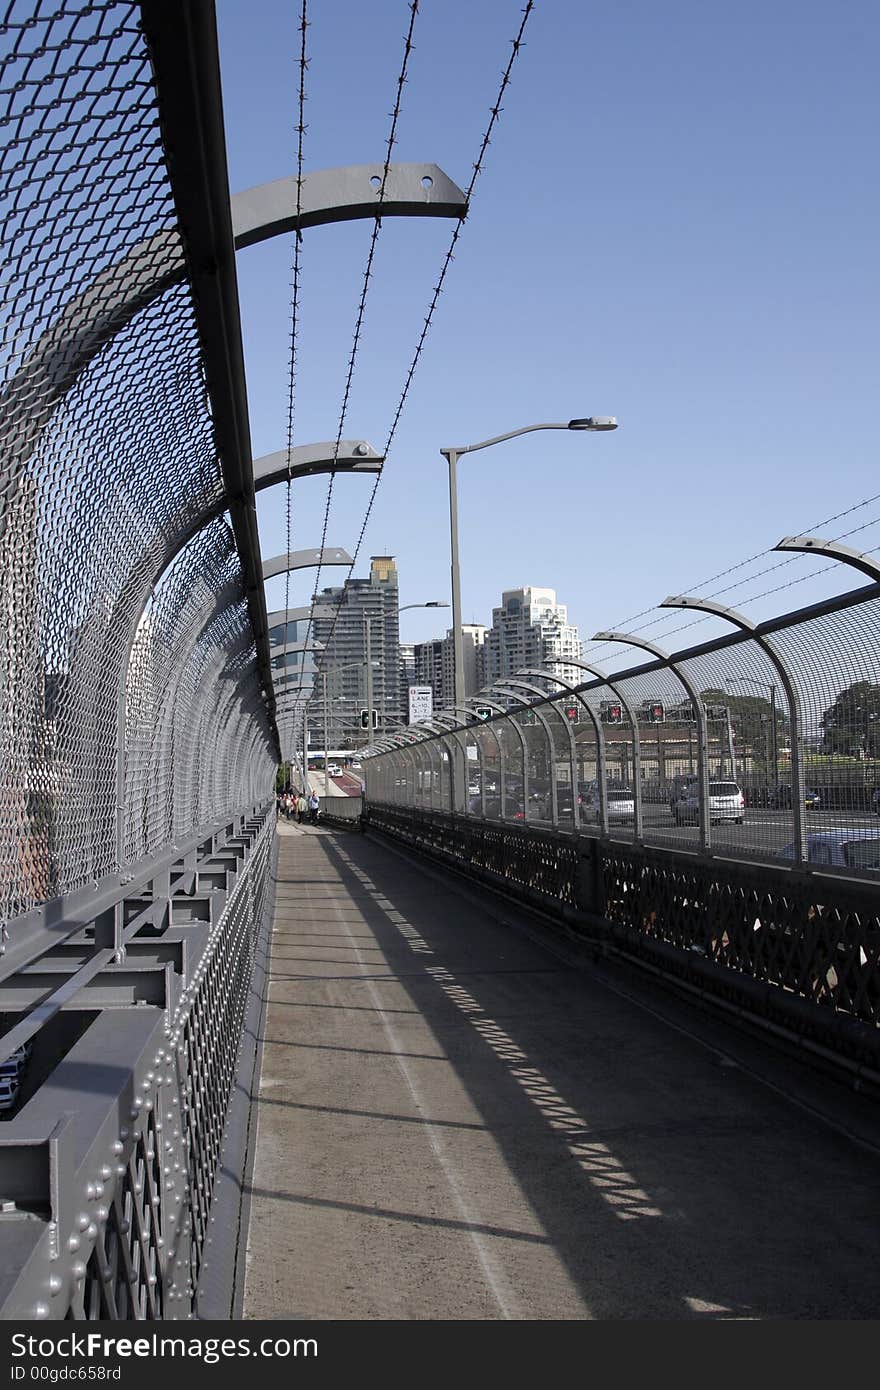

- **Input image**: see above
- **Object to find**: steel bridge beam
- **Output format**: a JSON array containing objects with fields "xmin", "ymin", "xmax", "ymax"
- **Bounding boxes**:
[{"xmin": 140, "ymin": 1, "xmax": 278, "ymax": 749}]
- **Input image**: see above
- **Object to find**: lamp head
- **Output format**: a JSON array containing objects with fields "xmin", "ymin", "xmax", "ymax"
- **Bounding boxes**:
[{"xmin": 568, "ymin": 417, "xmax": 618, "ymax": 431}]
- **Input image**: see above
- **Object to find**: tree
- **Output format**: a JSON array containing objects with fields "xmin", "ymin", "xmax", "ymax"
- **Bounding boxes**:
[
  {"xmin": 700, "ymin": 687, "xmax": 785, "ymax": 771},
  {"xmin": 821, "ymin": 682, "xmax": 880, "ymax": 759}
]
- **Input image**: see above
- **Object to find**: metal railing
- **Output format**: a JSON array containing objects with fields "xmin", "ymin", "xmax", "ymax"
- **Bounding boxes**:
[
  {"xmin": 364, "ymin": 578, "xmax": 880, "ymax": 876},
  {"xmin": 362, "ymin": 572, "xmax": 880, "ymax": 1074}
]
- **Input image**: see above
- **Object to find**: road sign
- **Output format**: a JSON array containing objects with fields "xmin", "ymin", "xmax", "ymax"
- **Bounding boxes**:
[
  {"xmin": 408, "ymin": 685, "xmax": 433, "ymax": 723},
  {"xmin": 474, "ymin": 706, "xmax": 493, "ymax": 721}
]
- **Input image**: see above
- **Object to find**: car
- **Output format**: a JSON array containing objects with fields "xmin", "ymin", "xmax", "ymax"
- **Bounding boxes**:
[
  {"xmin": 581, "ymin": 788, "xmax": 636, "ymax": 823},
  {"xmin": 350, "ymin": 761, "xmax": 362, "ymax": 771},
  {"xmin": 776, "ymin": 828, "xmax": 880, "ymax": 872},
  {"xmin": 668, "ymin": 774, "xmax": 699, "ymax": 813},
  {"xmin": 0, "ymin": 1042, "xmax": 31, "ymax": 1113},
  {"xmin": 769, "ymin": 785, "xmax": 821, "ymax": 810},
  {"xmin": 0, "ymin": 1075, "xmax": 19, "ymax": 1113},
  {"xmin": 480, "ymin": 794, "xmax": 525, "ymax": 821},
  {"xmin": 327, "ymin": 763, "xmax": 342, "ymax": 776},
  {"xmin": 673, "ymin": 781, "xmax": 745, "ymax": 825}
]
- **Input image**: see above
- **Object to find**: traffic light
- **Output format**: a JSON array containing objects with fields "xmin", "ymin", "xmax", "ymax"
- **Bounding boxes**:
[
  {"xmin": 643, "ymin": 701, "xmax": 665, "ymax": 723},
  {"xmin": 564, "ymin": 704, "xmax": 580, "ymax": 723},
  {"xmin": 359, "ymin": 709, "xmax": 378, "ymax": 730},
  {"xmin": 601, "ymin": 701, "xmax": 623, "ymax": 724}
]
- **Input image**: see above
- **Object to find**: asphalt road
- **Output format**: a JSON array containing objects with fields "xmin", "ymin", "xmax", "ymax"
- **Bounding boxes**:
[{"xmin": 529, "ymin": 806, "xmax": 880, "ymax": 858}]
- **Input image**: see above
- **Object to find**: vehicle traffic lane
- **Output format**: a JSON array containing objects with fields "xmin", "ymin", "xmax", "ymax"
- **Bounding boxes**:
[{"xmin": 520, "ymin": 805, "xmax": 880, "ymax": 861}]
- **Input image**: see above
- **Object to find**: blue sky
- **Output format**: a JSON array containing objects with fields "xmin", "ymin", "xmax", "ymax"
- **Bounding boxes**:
[{"xmin": 216, "ymin": 0, "xmax": 879, "ymax": 660}]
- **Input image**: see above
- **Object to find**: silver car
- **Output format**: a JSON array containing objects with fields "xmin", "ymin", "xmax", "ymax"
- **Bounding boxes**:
[
  {"xmin": 673, "ymin": 781, "xmax": 745, "ymax": 825},
  {"xmin": 582, "ymin": 788, "xmax": 636, "ymax": 823}
]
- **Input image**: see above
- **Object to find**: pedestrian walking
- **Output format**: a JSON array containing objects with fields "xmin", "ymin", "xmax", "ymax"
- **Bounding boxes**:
[
  {"xmin": 297, "ymin": 790, "xmax": 307, "ymax": 823},
  {"xmin": 308, "ymin": 791, "xmax": 320, "ymax": 825}
]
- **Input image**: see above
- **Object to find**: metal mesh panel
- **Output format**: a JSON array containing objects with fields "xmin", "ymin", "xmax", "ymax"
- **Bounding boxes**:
[
  {"xmin": 0, "ymin": 4, "xmax": 276, "ymax": 934},
  {"xmin": 124, "ymin": 520, "xmax": 274, "ymax": 865},
  {"xmin": 367, "ymin": 585, "xmax": 880, "ymax": 880}
]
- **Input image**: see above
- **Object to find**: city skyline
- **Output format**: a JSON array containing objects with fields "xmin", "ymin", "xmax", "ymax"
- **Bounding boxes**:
[{"xmin": 219, "ymin": 0, "xmax": 880, "ymax": 667}]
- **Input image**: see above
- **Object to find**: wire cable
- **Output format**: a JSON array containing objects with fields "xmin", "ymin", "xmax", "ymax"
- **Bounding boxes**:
[{"xmin": 307, "ymin": 1, "xmax": 537, "ymax": 733}]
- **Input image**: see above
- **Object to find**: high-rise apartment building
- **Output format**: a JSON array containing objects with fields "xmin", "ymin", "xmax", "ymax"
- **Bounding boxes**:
[
  {"xmin": 484, "ymin": 587, "xmax": 582, "ymax": 686},
  {"xmin": 310, "ymin": 556, "xmax": 401, "ymax": 745},
  {"xmin": 413, "ymin": 625, "xmax": 486, "ymax": 711}
]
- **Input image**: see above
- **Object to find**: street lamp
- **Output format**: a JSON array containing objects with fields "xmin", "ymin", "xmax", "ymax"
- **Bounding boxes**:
[
  {"xmin": 440, "ymin": 417, "xmax": 618, "ymax": 706},
  {"xmin": 725, "ymin": 677, "xmax": 779, "ymax": 791}
]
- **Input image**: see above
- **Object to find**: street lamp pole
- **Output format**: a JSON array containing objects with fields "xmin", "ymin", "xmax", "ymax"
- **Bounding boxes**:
[
  {"xmin": 364, "ymin": 614, "xmax": 373, "ymax": 748},
  {"xmin": 441, "ymin": 417, "xmax": 618, "ymax": 708},
  {"xmin": 323, "ymin": 670, "xmax": 330, "ymax": 799},
  {"xmin": 726, "ymin": 677, "xmax": 779, "ymax": 789}
]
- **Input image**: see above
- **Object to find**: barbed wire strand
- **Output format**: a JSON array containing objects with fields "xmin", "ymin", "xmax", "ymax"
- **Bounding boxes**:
[
  {"xmin": 279, "ymin": 0, "xmax": 310, "ymax": 772},
  {"xmin": 588, "ymin": 542, "xmax": 880, "ymax": 663},
  {"xmin": 299, "ymin": 0, "xmax": 422, "ymax": 712},
  {"xmin": 308, "ymin": 1, "xmax": 537, "ymax": 727},
  {"xmin": 583, "ymin": 489, "xmax": 880, "ymax": 659}
]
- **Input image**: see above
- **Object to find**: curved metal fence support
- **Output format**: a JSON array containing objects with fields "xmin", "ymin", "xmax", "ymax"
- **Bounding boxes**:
[
  {"xmin": 417, "ymin": 718, "xmax": 467, "ymax": 814},
  {"xmin": 594, "ymin": 632, "xmax": 712, "ymax": 852},
  {"xmin": 518, "ymin": 667, "xmax": 609, "ymax": 834},
  {"xmin": 663, "ymin": 594, "xmax": 809, "ymax": 863},
  {"xmin": 261, "ymin": 546, "xmax": 353, "ymax": 581},
  {"xmin": 514, "ymin": 670, "xmax": 585, "ymax": 831},
  {"xmin": 467, "ymin": 695, "xmax": 528, "ymax": 823},
  {"xmin": 427, "ymin": 712, "xmax": 476, "ymax": 816},
  {"xmin": 775, "ymin": 535, "xmax": 880, "ymax": 585},
  {"xmin": 493, "ymin": 681, "xmax": 562, "ymax": 827},
  {"xmin": 561, "ymin": 659, "xmax": 642, "ymax": 840},
  {"xmin": 445, "ymin": 704, "xmax": 500, "ymax": 820}
]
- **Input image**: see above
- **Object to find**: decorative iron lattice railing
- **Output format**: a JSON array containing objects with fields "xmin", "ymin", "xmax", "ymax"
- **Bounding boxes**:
[
  {"xmin": 0, "ymin": 2, "xmax": 278, "ymax": 1320},
  {"xmin": 364, "ymin": 575, "xmax": 880, "ymax": 1072},
  {"xmin": 364, "ymin": 805, "xmax": 880, "ymax": 1077}
]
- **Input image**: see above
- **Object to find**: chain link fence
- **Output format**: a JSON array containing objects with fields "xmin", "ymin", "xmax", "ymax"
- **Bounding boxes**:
[
  {"xmin": 0, "ymin": 3, "xmax": 277, "ymax": 1319},
  {"xmin": 0, "ymin": 2, "xmax": 276, "ymax": 933}
]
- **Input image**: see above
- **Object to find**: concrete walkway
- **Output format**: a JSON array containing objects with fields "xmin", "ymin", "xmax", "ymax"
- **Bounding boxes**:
[{"xmin": 242, "ymin": 821, "xmax": 880, "ymax": 1320}]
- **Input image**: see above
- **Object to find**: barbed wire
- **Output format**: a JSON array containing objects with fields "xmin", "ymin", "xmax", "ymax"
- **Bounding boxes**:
[
  {"xmin": 279, "ymin": 0, "xmax": 310, "ymax": 767},
  {"xmin": 587, "ymin": 542, "xmax": 880, "ymax": 663},
  {"xmin": 307, "ymin": 0, "xmax": 537, "ymax": 723},
  {"xmin": 583, "ymin": 489, "xmax": 880, "ymax": 660},
  {"xmin": 298, "ymin": 0, "xmax": 421, "ymax": 714}
]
